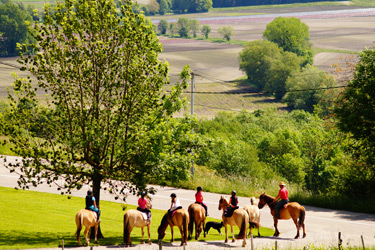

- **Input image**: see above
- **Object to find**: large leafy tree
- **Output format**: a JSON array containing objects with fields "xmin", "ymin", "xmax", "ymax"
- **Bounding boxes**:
[
  {"xmin": 4, "ymin": 0, "xmax": 195, "ymax": 209},
  {"xmin": 0, "ymin": 0, "xmax": 33, "ymax": 56},
  {"xmin": 263, "ymin": 17, "xmax": 313, "ymax": 67}
]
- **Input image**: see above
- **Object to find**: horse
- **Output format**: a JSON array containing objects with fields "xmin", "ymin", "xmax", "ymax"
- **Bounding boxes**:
[
  {"xmin": 218, "ymin": 196, "xmax": 249, "ymax": 247},
  {"xmin": 158, "ymin": 209, "xmax": 189, "ymax": 246},
  {"xmin": 75, "ymin": 209, "xmax": 100, "ymax": 245},
  {"xmin": 123, "ymin": 196, "xmax": 152, "ymax": 246},
  {"xmin": 258, "ymin": 193, "xmax": 306, "ymax": 239},
  {"xmin": 188, "ymin": 203, "xmax": 206, "ymax": 240},
  {"xmin": 243, "ymin": 197, "xmax": 261, "ymax": 237}
]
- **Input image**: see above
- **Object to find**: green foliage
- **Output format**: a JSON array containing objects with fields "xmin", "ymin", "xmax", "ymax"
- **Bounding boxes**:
[
  {"xmin": 158, "ymin": 0, "xmax": 170, "ymax": 14},
  {"xmin": 171, "ymin": 0, "xmax": 212, "ymax": 13},
  {"xmin": 283, "ymin": 65, "xmax": 338, "ymax": 113},
  {"xmin": 190, "ymin": 19, "xmax": 200, "ymax": 38},
  {"xmin": 263, "ymin": 17, "xmax": 313, "ymax": 67},
  {"xmin": 4, "ymin": 0, "xmax": 195, "ymax": 205},
  {"xmin": 177, "ymin": 17, "xmax": 191, "ymax": 37},
  {"xmin": 158, "ymin": 19, "xmax": 168, "ymax": 34},
  {"xmin": 218, "ymin": 26, "xmax": 234, "ymax": 41},
  {"xmin": 201, "ymin": 24, "xmax": 211, "ymax": 39},
  {"xmin": 0, "ymin": 0, "xmax": 33, "ymax": 56}
]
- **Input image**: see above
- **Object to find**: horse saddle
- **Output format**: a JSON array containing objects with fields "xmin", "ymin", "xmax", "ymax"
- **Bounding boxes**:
[
  {"xmin": 224, "ymin": 206, "xmax": 239, "ymax": 217},
  {"xmin": 140, "ymin": 212, "xmax": 148, "ymax": 221}
]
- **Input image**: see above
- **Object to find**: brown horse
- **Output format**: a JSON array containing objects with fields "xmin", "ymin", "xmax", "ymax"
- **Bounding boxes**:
[
  {"xmin": 188, "ymin": 203, "xmax": 206, "ymax": 240},
  {"xmin": 123, "ymin": 197, "xmax": 152, "ymax": 246},
  {"xmin": 158, "ymin": 209, "xmax": 189, "ymax": 246},
  {"xmin": 75, "ymin": 209, "xmax": 100, "ymax": 245},
  {"xmin": 218, "ymin": 196, "xmax": 249, "ymax": 247},
  {"xmin": 258, "ymin": 193, "xmax": 306, "ymax": 239}
]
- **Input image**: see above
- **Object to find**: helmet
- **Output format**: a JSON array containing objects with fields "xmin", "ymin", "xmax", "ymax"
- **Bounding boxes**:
[
  {"xmin": 197, "ymin": 186, "xmax": 203, "ymax": 191},
  {"xmin": 231, "ymin": 190, "xmax": 236, "ymax": 196},
  {"xmin": 279, "ymin": 182, "xmax": 286, "ymax": 186},
  {"xmin": 87, "ymin": 190, "xmax": 93, "ymax": 196},
  {"xmin": 141, "ymin": 191, "xmax": 146, "ymax": 197},
  {"xmin": 170, "ymin": 193, "xmax": 176, "ymax": 198}
]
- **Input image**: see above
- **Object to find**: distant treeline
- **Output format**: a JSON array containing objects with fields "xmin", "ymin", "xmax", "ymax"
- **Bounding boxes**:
[{"xmin": 213, "ymin": 0, "xmax": 342, "ymax": 7}]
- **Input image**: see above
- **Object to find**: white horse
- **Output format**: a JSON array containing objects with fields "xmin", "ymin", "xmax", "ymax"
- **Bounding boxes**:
[{"xmin": 243, "ymin": 197, "xmax": 261, "ymax": 237}]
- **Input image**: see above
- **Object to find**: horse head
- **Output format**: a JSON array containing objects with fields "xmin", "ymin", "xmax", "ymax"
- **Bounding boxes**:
[
  {"xmin": 146, "ymin": 196, "xmax": 152, "ymax": 209},
  {"xmin": 258, "ymin": 193, "xmax": 267, "ymax": 209},
  {"xmin": 218, "ymin": 196, "xmax": 229, "ymax": 210},
  {"xmin": 158, "ymin": 213, "xmax": 168, "ymax": 240}
]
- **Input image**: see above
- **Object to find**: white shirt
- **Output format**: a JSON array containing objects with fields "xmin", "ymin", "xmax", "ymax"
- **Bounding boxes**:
[{"xmin": 170, "ymin": 198, "xmax": 181, "ymax": 211}]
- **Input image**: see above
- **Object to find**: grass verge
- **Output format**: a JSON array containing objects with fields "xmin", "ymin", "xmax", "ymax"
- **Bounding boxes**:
[{"xmin": 0, "ymin": 186, "xmax": 273, "ymax": 249}]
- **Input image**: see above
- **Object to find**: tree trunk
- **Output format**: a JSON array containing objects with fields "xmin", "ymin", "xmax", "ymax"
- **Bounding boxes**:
[{"xmin": 90, "ymin": 174, "xmax": 104, "ymax": 239}]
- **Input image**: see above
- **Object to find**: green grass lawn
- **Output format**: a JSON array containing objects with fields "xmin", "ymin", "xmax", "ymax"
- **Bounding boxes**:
[{"xmin": 0, "ymin": 186, "xmax": 273, "ymax": 249}]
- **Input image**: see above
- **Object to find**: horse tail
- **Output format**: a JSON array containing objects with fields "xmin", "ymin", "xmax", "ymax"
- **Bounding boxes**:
[
  {"xmin": 75, "ymin": 212, "xmax": 83, "ymax": 242},
  {"xmin": 237, "ymin": 215, "xmax": 247, "ymax": 239},
  {"xmin": 183, "ymin": 211, "xmax": 189, "ymax": 243},
  {"xmin": 123, "ymin": 212, "xmax": 131, "ymax": 245},
  {"xmin": 298, "ymin": 207, "xmax": 306, "ymax": 229},
  {"xmin": 188, "ymin": 206, "xmax": 195, "ymax": 239}
]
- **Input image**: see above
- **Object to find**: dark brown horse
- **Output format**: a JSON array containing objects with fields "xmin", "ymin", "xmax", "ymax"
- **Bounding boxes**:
[
  {"xmin": 218, "ymin": 196, "xmax": 249, "ymax": 247},
  {"xmin": 258, "ymin": 193, "xmax": 306, "ymax": 239},
  {"xmin": 158, "ymin": 209, "xmax": 189, "ymax": 246},
  {"xmin": 188, "ymin": 203, "xmax": 206, "ymax": 240}
]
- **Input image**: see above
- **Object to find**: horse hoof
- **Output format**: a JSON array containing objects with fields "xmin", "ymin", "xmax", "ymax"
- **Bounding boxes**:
[
  {"xmin": 232, "ymin": 239, "xmax": 235, "ymax": 243},
  {"xmin": 303, "ymin": 234, "xmax": 306, "ymax": 238},
  {"xmin": 225, "ymin": 240, "xmax": 228, "ymax": 243},
  {"xmin": 148, "ymin": 241, "xmax": 152, "ymax": 245},
  {"xmin": 141, "ymin": 240, "xmax": 145, "ymax": 244},
  {"xmin": 295, "ymin": 235, "xmax": 300, "ymax": 239}
]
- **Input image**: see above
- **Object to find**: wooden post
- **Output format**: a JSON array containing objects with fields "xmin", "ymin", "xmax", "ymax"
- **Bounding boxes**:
[
  {"xmin": 361, "ymin": 235, "xmax": 365, "ymax": 250},
  {"xmin": 275, "ymin": 241, "xmax": 278, "ymax": 250},
  {"xmin": 250, "ymin": 234, "xmax": 254, "ymax": 250},
  {"xmin": 338, "ymin": 232, "xmax": 343, "ymax": 250},
  {"xmin": 158, "ymin": 239, "xmax": 162, "ymax": 250},
  {"xmin": 61, "ymin": 239, "xmax": 64, "ymax": 250}
]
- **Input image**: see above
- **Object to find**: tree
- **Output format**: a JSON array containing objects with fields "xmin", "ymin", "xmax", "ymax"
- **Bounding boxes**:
[
  {"xmin": 169, "ymin": 22, "xmax": 177, "ymax": 36},
  {"xmin": 171, "ymin": 0, "xmax": 189, "ymax": 13},
  {"xmin": 146, "ymin": 0, "xmax": 159, "ymax": 15},
  {"xmin": 0, "ymin": 0, "xmax": 33, "ymax": 56},
  {"xmin": 158, "ymin": 19, "xmax": 168, "ymax": 34},
  {"xmin": 177, "ymin": 17, "xmax": 190, "ymax": 38},
  {"xmin": 190, "ymin": 19, "xmax": 200, "ymax": 38},
  {"xmin": 188, "ymin": 0, "xmax": 212, "ymax": 13},
  {"xmin": 334, "ymin": 47, "xmax": 375, "ymax": 151},
  {"xmin": 239, "ymin": 40, "xmax": 281, "ymax": 89},
  {"xmin": 283, "ymin": 65, "xmax": 338, "ymax": 113},
  {"xmin": 218, "ymin": 26, "xmax": 234, "ymax": 41},
  {"xmin": 201, "ymin": 24, "xmax": 211, "ymax": 39},
  {"xmin": 158, "ymin": 0, "xmax": 170, "ymax": 15},
  {"xmin": 263, "ymin": 17, "xmax": 313, "ymax": 67},
  {"xmin": 5, "ymin": 0, "xmax": 195, "ymax": 222}
]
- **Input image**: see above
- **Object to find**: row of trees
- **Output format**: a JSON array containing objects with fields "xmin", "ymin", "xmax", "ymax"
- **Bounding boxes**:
[
  {"xmin": 135, "ymin": 0, "xmax": 212, "ymax": 15},
  {"xmin": 212, "ymin": 0, "xmax": 343, "ymax": 8},
  {"xmin": 239, "ymin": 17, "xmax": 336, "ymax": 115}
]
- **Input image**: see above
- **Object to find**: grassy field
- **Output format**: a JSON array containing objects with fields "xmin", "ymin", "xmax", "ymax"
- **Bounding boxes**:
[{"xmin": 0, "ymin": 186, "xmax": 273, "ymax": 249}]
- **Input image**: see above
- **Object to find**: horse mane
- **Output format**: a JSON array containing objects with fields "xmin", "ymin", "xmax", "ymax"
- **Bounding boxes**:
[{"xmin": 158, "ymin": 213, "xmax": 169, "ymax": 232}]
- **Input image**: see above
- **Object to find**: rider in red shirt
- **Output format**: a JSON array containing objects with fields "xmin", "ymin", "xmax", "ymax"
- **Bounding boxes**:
[
  {"xmin": 195, "ymin": 186, "xmax": 208, "ymax": 216},
  {"xmin": 137, "ymin": 191, "xmax": 151, "ymax": 221},
  {"xmin": 274, "ymin": 182, "xmax": 289, "ymax": 219}
]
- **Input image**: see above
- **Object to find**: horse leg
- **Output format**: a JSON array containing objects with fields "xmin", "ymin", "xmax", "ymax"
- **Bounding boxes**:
[
  {"xmin": 203, "ymin": 218, "xmax": 206, "ymax": 238},
  {"xmin": 273, "ymin": 218, "xmax": 280, "ymax": 237},
  {"xmin": 302, "ymin": 223, "xmax": 306, "ymax": 238},
  {"xmin": 141, "ymin": 227, "xmax": 145, "ymax": 244},
  {"xmin": 231, "ymin": 225, "xmax": 235, "ymax": 243},
  {"xmin": 257, "ymin": 223, "xmax": 261, "ymax": 237},
  {"xmin": 170, "ymin": 225, "xmax": 174, "ymax": 242},
  {"xmin": 84, "ymin": 226, "xmax": 90, "ymax": 245},
  {"xmin": 293, "ymin": 217, "xmax": 300, "ymax": 239},
  {"xmin": 178, "ymin": 225, "xmax": 184, "ymax": 246},
  {"xmin": 224, "ymin": 223, "xmax": 228, "ymax": 243},
  {"xmin": 147, "ymin": 224, "xmax": 152, "ymax": 245},
  {"xmin": 94, "ymin": 223, "xmax": 98, "ymax": 244}
]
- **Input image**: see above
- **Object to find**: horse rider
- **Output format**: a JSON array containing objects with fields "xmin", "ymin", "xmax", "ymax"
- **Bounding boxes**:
[
  {"xmin": 195, "ymin": 186, "xmax": 209, "ymax": 216},
  {"xmin": 137, "ymin": 191, "xmax": 151, "ymax": 221},
  {"xmin": 168, "ymin": 193, "xmax": 182, "ymax": 217},
  {"xmin": 274, "ymin": 182, "xmax": 289, "ymax": 219},
  {"xmin": 85, "ymin": 190, "xmax": 101, "ymax": 222},
  {"xmin": 225, "ymin": 190, "xmax": 239, "ymax": 217}
]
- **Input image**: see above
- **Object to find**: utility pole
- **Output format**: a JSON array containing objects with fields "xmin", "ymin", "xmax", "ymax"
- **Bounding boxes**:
[{"xmin": 190, "ymin": 72, "xmax": 195, "ymax": 178}]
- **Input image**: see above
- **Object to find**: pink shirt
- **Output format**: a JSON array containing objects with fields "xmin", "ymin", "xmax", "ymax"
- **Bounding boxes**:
[
  {"xmin": 195, "ymin": 191, "xmax": 203, "ymax": 203},
  {"xmin": 138, "ymin": 197, "xmax": 148, "ymax": 209},
  {"xmin": 278, "ymin": 187, "xmax": 288, "ymax": 200}
]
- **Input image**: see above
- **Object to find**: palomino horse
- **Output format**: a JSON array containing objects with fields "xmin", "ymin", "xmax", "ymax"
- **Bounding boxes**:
[
  {"xmin": 123, "ymin": 196, "xmax": 152, "ymax": 246},
  {"xmin": 258, "ymin": 193, "xmax": 306, "ymax": 239},
  {"xmin": 158, "ymin": 209, "xmax": 189, "ymax": 246},
  {"xmin": 75, "ymin": 209, "xmax": 100, "ymax": 245},
  {"xmin": 188, "ymin": 203, "xmax": 206, "ymax": 240},
  {"xmin": 243, "ymin": 197, "xmax": 261, "ymax": 237},
  {"xmin": 218, "ymin": 196, "xmax": 249, "ymax": 247}
]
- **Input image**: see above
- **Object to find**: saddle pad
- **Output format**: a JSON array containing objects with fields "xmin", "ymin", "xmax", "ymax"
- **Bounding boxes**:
[{"xmin": 141, "ymin": 212, "xmax": 147, "ymax": 220}]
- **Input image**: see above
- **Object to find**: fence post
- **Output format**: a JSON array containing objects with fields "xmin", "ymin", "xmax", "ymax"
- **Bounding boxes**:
[
  {"xmin": 61, "ymin": 239, "xmax": 64, "ymax": 250},
  {"xmin": 158, "ymin": 239, "xmax": 162, "ymax": 250},
  {"xmin": 250, "ymin": 234, "xmax": 254, "ymax": 250},
  {"xmin": 338, "ymin": 232, "xmax": 343, "ymax": 250},
  {"xmin": 361, "ymin": 235, "xmax": 365, "ymax": 250},
  {"xmin": 275, "ymin": 241, "xmax": 278, "ymax": 250}
]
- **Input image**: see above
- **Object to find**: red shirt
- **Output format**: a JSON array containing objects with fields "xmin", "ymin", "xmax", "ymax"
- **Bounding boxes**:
[
  {"xmin": 195, "ymin": 191, "xmax": 203, "ymax": 203},
  {"xmin": 278, "ymin": 187, "xmax": 288, "ymax": 200},
  {"xmin": 138, "ymin": 197, "xmax": 148, "ymax": 209}
]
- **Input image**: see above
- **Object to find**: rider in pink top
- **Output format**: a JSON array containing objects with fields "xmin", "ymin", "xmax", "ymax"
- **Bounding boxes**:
[
  {"xmin": 195, "ymin": 186, "xmax": 208, "ymax": 216},
  {"xmin": 274, "ymin": 182, "xmax": 289, "ymax": 219},
  {"xmin": 137, "ymin": 191, "xmax": 151, "ymax": 221}
]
